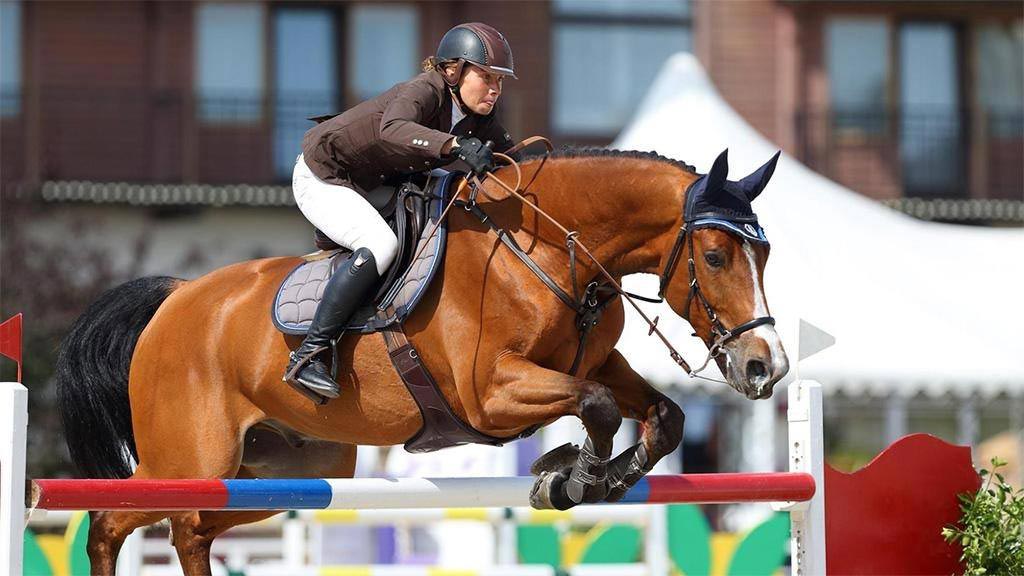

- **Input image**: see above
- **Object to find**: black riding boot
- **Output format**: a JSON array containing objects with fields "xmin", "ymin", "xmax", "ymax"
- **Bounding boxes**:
[{"xmin": 284, "ymin": 248, "xmax": 380, "ymax": 400}]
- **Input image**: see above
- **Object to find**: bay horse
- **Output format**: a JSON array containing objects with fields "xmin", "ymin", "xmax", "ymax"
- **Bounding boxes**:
[{"xmin": 55, "ymin": 147, "xmax": 788, "ymax": 575}]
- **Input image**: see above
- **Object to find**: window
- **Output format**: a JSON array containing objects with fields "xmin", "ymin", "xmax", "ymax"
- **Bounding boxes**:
[
  {"xmin": 195, "ymin": 3, "xmax": 265, "ymax": 122},
  {"xmin": 1, "ymin": 0, "xmax": 21, "ymax": 117},
  {"xmin": 899, "ymin": 23, "xmax": 962, "ymax": 196},
  {"xmin": 552, "ymin": 0, "xmax": 691, "ymax": 137},
  {"xmin": 273, "ymin": 7, "xmax": 338, "ymax": 178},
  {"xmin": 826, "ymin": 18, "xmax": 889, "ymax": 132},
  {"xmin": 348, "ymin": 4, "xmax": 418, "ymax": 102},
  {"xmin": 976, "ymin": 23, "xmax": 1024, "ymax": 137}
]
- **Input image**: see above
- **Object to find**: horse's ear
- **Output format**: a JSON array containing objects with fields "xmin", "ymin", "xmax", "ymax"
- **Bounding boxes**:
[
  {"xmin": 706, "ymin": 149, "xmax": 729, "ymax": 195},
  {"xmin": 738, "ymin": 150, "xmax": 781, "ymax": 201}
]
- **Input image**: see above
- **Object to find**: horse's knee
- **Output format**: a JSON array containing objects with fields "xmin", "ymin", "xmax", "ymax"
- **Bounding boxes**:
[
  {"xmin": 650, "ymin": 398, "xmax": 684, "ymax": 456},
  {"xmin": 578, "ymin": 385, "xmax": 622, "ymax": 438}
]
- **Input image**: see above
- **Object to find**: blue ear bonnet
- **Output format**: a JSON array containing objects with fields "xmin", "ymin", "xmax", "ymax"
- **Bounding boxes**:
[
  {"xmin": 683, "ymin": 149, "xmax": 780, "ymax": 244},
  {"xmin": 684, "ymin": 176, "xmax": 769, "ymax": 243}
]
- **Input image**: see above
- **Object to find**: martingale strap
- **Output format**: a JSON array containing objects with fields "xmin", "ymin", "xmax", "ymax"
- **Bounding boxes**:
[
  {"xmin": 456, "ymin": 199, "xmax": 616, "ymax": 376},
  {"xmin": 457, "ymin": 200, "xmax": 577, "ymax": 310}
]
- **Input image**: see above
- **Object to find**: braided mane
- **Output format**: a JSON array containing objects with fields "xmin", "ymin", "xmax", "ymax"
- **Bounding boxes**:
[{"xmin": 521, "ymin": 146, "xmax": 698, "ymax": 175}]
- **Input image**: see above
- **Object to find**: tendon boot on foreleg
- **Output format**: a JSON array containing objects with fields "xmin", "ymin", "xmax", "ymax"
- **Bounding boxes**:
[
  {"xmin": 604, "ymin": 443, "xmax": 652, "ymax": 502},
  {"xmin": 530, "ymin": 438, "xmax": 610, "ymax": 510}
]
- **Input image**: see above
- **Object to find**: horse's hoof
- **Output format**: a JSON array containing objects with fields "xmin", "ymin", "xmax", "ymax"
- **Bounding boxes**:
[
  {"xmin": 530, "ymin": 442, "xmax": 580, "ymax": 476},
  {"xmin": 529, "ymin": 469, "xmax": 572, "ymax": 510},
  {"xmin": 529, "ymin": 471, "xmax": 555, "ymax": 509}
]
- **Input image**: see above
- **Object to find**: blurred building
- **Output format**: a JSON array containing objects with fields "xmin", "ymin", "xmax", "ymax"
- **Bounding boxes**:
[{"xmin": 1, "ymin": 1, "xmax": 1020, "ymax": 216}]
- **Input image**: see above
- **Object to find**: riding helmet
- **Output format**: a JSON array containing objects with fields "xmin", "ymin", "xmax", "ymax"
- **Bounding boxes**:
[{"xmin": 435, "ymin": 22, "xmax": 516, "ymax": 85}]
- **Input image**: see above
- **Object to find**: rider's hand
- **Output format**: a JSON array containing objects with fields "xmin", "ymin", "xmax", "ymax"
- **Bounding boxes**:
[{"xmin": 454, "ymin": 137, "xmax": 494, "ymax": 176}]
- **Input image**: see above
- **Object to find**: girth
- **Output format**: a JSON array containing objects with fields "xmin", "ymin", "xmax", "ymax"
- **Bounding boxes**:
[{"xmin": 380, "ymin": 315, "xmax": 541, "ymax": 453}]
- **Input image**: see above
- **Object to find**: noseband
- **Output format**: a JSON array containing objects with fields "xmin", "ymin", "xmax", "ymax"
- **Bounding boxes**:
[{"xmin": 657, "ymin": 223, "xmax": 775, "ymax": 369}]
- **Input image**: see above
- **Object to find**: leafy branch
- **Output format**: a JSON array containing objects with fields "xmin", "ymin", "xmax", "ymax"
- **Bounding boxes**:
[{"xmin": 943, "ymin": 457, "xmax": 1024, "ymax": 575}]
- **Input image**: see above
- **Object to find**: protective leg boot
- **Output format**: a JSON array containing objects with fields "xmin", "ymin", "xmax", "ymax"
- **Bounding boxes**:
[{"xmin": 284, "ymin": 248, "xmax": 380, "ymax": 400}]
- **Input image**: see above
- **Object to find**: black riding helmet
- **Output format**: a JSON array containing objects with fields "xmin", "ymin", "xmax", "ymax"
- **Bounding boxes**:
[{"xmin": 435, "ymin": 22, "xmax": 516, "ymax": 87}]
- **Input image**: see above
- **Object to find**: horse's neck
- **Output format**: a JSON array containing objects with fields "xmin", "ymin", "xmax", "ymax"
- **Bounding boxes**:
[{"xmin": 508, "ymin": 158, "xmax": 692, "ymax": 278}]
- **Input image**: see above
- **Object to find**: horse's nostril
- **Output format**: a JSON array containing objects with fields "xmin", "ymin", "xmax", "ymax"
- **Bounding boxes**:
[{"xmin": 746, "ymin": 359, "xmax": 769, "ymax": 384}]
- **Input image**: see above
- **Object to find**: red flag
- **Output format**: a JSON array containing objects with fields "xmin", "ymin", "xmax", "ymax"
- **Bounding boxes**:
[{"xmin": 0, "ymin": 313, "xmax": 23, "ymax": 382}]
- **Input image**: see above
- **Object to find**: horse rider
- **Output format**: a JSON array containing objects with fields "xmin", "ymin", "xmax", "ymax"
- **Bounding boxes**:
[{"xmin": 286, "ymin": 22, "xmax": 519, "ymax": 401}]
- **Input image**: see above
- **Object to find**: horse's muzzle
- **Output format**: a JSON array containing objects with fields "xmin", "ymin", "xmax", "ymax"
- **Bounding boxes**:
[{"xmin": 723, "ymin": 327, "xmax": 789, "ymax": 399}]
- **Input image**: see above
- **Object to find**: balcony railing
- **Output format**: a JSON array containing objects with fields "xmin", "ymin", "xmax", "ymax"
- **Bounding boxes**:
[
  {"xmin": 0, "ymin": 88, "xmax": 341, "ymax": 187},
  {"xmin": 796, "ymin": 107, "xmax": 1023, "ymax": 201},
  {"xmin": 3, "ymin": 90, "xmax": 1022, "ymax": 211}
]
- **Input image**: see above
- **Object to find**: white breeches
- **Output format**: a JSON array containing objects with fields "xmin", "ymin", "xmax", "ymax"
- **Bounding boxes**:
[{"xmin": 292, "ymin": 154, "xmax": 398, "ymax": 276}]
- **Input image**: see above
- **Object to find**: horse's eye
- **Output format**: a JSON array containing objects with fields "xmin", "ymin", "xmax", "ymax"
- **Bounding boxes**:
[{"xmin": 704, "ymin": 251, "xmax": 724, "ymax": 268}]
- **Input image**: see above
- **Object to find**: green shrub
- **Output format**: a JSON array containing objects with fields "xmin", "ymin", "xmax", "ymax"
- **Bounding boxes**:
[{"xmin": 942, "ymin": 457, "xmax": 1024, "ymax": 575}]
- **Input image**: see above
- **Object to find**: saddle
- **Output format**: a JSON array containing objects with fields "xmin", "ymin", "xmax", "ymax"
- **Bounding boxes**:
[{"xmin": 273, "ymin": 170, "xmax": 455, "ymax": 334}]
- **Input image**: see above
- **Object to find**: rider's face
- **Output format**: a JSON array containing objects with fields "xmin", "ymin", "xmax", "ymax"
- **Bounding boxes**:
[{"xmin": 458, "ymin": 65, "xmax": 504, "ymax": 115}]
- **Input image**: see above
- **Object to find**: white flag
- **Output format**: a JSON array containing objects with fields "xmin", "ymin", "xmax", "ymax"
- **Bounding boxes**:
[{"xmin": 798, "ymin": 319, "xmax": 835, "ymax": 361}]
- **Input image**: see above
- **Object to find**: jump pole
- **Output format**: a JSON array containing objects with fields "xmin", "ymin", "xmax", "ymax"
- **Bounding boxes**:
[{"xmin": 28, "ymin": 472, "xmax": 816, "ymax": 511}]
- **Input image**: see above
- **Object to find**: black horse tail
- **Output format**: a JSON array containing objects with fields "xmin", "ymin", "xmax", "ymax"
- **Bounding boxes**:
[{"xmin": 55, "ymin": 276, "xmax": 183, "ymax": 479}]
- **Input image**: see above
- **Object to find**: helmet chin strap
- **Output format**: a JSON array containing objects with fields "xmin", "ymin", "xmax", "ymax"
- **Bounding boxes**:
[
  {"xmin": 448, "ymin": 87, "xmax": 470, "ymax": 115},
  {"xmin": 439, "ymin": 61, "xmax": 472, "ymax": 114}
]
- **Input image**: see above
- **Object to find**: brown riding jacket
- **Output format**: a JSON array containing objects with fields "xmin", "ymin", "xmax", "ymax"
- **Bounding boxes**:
[{"xmin": 301, "ymin": 69, "xmax": 515, "ymax": 194}]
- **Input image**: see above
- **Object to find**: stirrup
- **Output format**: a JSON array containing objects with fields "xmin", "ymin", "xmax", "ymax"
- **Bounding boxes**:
[
  {"xmin": 284, "ymin": 375, "xmax": 330, "ymax": 405},
  {"xmin": 283, "ymin": 347, "xmax": 332, "ymax": 405},
  {"xmin": 283, "ymin": 346, "xmax": 329, "ymax": 383}
]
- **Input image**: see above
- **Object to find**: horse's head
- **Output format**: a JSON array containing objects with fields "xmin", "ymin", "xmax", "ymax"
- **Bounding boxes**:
[{"xmin": 661, "ymin": 150, "xmax": 789, "ymax": 399}]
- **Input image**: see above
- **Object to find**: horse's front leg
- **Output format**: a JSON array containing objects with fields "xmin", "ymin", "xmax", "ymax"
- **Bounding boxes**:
[
  {"xmin": 591, "ymin": 349, "xmax": 685, "ymax": 501},
  {"xmin": 483, "ymin": 354, "xmax": 622, "ymax": 510}
]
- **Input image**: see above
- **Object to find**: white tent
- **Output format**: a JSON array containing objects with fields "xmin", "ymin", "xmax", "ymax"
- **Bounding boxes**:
[{"xmin": 613, "ymin": 54, "xmax": 1024, "ymax": 398}]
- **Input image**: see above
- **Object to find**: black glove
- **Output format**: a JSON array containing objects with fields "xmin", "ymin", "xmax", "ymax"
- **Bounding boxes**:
[{"xmin": 454, "ymin": 137, "xmax": 494, "ymax": 175}]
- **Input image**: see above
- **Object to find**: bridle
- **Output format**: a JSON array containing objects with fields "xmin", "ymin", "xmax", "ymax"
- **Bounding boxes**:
[
  {"xmin": 411, "ymin": 137, "xmax": 775, "ymax": 382},
  {"xmin": 657, "ymin": 217, "xmax": 776, "ymax": 372}
]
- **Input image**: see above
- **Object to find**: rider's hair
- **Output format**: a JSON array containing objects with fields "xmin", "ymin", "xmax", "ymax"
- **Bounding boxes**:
[{"xmin": 422, "ymin": 57, "xmax": 460, "ymax": 76}]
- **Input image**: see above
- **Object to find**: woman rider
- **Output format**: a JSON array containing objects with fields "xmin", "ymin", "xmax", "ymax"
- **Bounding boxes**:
[{"xmin": 286, "ymin": 22, "xmax": 518, "ymax": 401}]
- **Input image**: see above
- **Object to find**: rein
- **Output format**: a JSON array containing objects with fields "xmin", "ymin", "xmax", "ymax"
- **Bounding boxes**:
[{"xmin": 459, "ymin": 139, "xmax": 772, "ymax": 382}]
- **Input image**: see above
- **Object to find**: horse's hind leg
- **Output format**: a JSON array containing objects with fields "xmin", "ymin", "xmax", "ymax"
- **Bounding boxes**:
[
  {"xmin": 122, "ymin": 398, "xmax": 256, "ymax": 575},
  {"xmin": 487, "ymin": 355, "xmax": 622, "ymax": 510},
  {"xmin": 85, "ymin": 422, "xmax": 244, "ymax": 576},
  {"xmin": 591, "ymin": 349, "xmax": 684, "ymax": 501},
  {"xmin": 169, "ymin": 510, "xmax": 280, "ymax": 574},
  {"xmin": 170, "ymin": 436, "xmax": 358, "ymax": 574},
  {"xmin": 94, "ymin": 436, "xmax": 246, "ymax": 576},
  {"xmin": 87, "ymin": 509, "xmax": 169, "ymax": 576}
]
